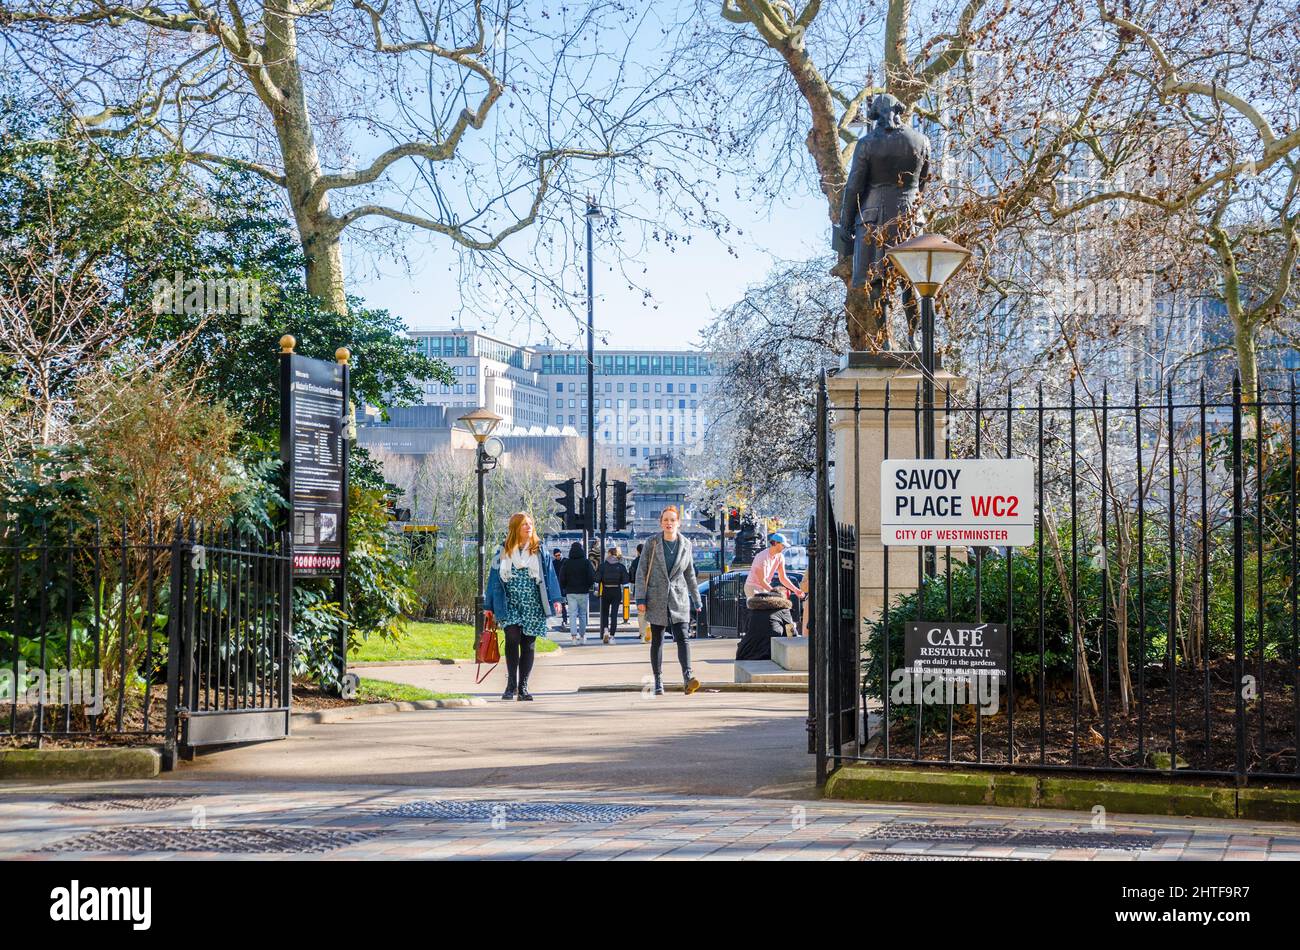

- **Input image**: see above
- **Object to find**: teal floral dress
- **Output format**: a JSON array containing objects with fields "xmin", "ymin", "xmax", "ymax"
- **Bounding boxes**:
[{"xmin": 500, "ymin": 568, "xmax": 549, "ymax": 639}]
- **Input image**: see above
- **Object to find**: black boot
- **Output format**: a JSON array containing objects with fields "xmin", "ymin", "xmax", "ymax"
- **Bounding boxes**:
[
  {"xmin": 653, "ymin": 674, "xmax": 664, "ymax": 696},
  {"xmin": 517, "ymin": 678, "xmax": 534, "ymax": 701},
  {"xmin": 501, "ymin": 674, "xmax": 517, "ymax": 701}
]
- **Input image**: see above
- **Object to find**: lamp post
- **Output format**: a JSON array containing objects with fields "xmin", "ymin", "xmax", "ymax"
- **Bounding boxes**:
[
  {"xmin": 585, "ymin": 198, "xmax": 605, "ymax": 553},
  {"xmin": 885, "ymin": 233, "xmax": 973, "ymax": 576},
  {"xmin": 458, "ymin": 407, "xmax": 503, "ymax": 647}
]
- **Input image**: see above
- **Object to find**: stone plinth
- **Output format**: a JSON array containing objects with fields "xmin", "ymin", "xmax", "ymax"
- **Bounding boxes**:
[
  {"xmin": 826, "ymin": 353, "xmax": 967, "ymax": 621},
  {"xmin": 771, "ymin": 636, "xmax": 808, "ymax": 672}
]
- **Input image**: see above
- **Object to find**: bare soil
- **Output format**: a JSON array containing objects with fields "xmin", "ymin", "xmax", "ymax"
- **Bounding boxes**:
[{"xmin": 877, "ymin": 657, "xmax": 1299, "ymax": 775}]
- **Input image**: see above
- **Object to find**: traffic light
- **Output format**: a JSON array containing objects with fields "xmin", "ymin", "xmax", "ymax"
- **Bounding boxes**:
[
  {"xmin": 699, "ymin": 512, "xmax": 717, "ymax": 532},
  {"xmin": 612, "ymin": 480, "xmax": 632, "ymax": 530},
  {"xmin": 554, "ymin": 478, "xmax": 578, "ymax": 530},
  {"xmin": 727, "ymin": 507, "xmax": 741, "ymax": 531}
]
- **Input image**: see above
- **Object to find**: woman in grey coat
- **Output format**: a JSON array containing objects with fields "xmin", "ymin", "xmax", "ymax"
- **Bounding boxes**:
[{"xmin": 634, "ymin": 505, "xmax": 702, "ymax": 696}]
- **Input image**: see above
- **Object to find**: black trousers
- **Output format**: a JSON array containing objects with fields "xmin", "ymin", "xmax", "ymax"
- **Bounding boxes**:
[
  {"xmin": 503, "ymin": 625, "xmax": 536, "ymax": 686},
  {"xmin": 650, "ymin": 622, "xmax": 693, "ymax": 680},
  {"xmin": 601, "ymin": 595, "xmax": 622, "ymax": 634}
]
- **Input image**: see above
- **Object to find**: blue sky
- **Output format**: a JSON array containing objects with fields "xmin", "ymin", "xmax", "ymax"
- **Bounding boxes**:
[
  {"xmin": 333, "ymin": 1, "xmax": 844, "ymax": 352},
  {"xmin": 344, "ymin": 190, "xmax": 829, "ymax": 350}
]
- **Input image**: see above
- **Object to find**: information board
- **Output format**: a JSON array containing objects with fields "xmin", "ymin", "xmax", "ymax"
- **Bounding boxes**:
[{"xmin": 284, "ymin": 355, "xmax": 345, "ymax": 577}]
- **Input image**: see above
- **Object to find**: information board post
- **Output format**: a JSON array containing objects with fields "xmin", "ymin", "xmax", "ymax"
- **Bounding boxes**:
[
  {"xmin": 333, "ymin": 347, "xmax": 352, "ymax": 695},
  {"xmin": 278, "ymin": 335, "xmax": 352, "ymax": 696}
]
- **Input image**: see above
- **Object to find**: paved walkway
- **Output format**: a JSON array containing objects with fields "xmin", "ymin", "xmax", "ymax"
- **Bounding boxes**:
[
  {"xmin": 4, "ymin": 624, "xmax": 1298, "ymax": 860},
  {"xmin": 3, "ymin": 779, "xmax": 1298, "ymax": 860},
  {"xmin": 169, "ymin": 629, "xmax": 814, "ymax": 798}
]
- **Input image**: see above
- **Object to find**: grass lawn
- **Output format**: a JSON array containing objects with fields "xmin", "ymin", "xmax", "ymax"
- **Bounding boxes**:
[
  {"xmin": 356, "ymin": 678, "xmax": 468, "ymax": 703},
  {"xmin": 350, "ymin": 620, "xmax": 560, "ymax": 663}
]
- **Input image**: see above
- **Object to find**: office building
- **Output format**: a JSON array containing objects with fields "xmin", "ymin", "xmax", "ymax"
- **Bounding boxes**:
[{"xmin": 396, "ymin": 329, "xmax": 725, "ymax": 471}]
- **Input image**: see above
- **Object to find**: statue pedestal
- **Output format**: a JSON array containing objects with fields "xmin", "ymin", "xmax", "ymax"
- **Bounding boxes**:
[{"xmin": 826, "ymin": 353, "xmax": 968, "ymax": 621}]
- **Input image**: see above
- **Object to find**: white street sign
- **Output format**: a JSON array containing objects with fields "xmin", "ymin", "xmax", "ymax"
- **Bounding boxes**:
[{"xmin": 880, "ymin": 459, "xmax": 1034, "ymax": 547}]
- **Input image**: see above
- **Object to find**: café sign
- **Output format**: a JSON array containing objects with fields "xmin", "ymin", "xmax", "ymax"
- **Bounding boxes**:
[{"xmin": 904, "ymin": 621, "xmax": 1009, "ymax": 680}]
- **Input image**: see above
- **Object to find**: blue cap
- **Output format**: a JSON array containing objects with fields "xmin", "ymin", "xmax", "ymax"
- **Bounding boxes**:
[{"xmin": 768, "ymin": 533, "xmax": 787, "ymax": 546}]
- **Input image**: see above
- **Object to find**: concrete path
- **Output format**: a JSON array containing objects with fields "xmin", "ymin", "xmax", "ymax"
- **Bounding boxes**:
[
  {"xmin": 4, "ymin": 778, "xmax": 1298, "ymax": 860},
  {"xmin": 164, "ymin": 627, "xmax": 817, "ymax": 798}
]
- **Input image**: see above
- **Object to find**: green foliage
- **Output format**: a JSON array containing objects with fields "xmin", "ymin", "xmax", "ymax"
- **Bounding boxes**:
[
  {"xmin": 407, "ymin": 534, "xmax": 479, "ymax": 624},
  {"xmin": 1, "ymin": 81, "xmax": 442, "ymax": 693},
  {"xmin": 142, "ymin": 174, "xmax": 450, "ymax": 462},
  {"xmin": 864, "ymin": 535, "xmax": 1173, "ymax": 730},
  {"xmin": 0, "ymin": 76, "xmax": 202, "ymax": 288},
  {"xmin": 0, "ymin": 446, "xmax": 90, "ymax": 539},
  {"xmin": 344, "ymin": 486, "xmax": 415, "ymax": 642},
  {"xmin": 289, "ymin": 586, "xmax": 349, "ymax": 690}
]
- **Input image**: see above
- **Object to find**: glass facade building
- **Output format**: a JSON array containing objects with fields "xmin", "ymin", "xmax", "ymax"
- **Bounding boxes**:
[{"xmin": 402, "ymin": 331, "xmax": 723, "ymax": 468}]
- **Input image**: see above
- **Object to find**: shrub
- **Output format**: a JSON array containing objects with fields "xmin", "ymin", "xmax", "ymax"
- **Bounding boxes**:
[{"xmin": 863, "ymin": 535, "xmax": 1175, "ymax": 730}]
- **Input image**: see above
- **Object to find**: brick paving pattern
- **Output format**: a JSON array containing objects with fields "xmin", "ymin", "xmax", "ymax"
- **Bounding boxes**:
[{"xmin": 3, "ymin": 779, "xmax": 1299, "ymax": 861}]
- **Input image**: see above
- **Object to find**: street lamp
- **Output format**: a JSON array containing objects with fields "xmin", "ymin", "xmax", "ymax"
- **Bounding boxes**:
[
  {"xmin": 885, "ymin": 232, "xmax": 972, "ymax": 458},
  {"xmin": 886, "ymin": 232, "xmax": 972, "ymax": 576},
  {"xmin": 458, "ymin": 407, "xmax": 503, "ymax": 647},
  {"xmin": 585, "ymin": 197, "xmax": 605, "ymax": 553}
]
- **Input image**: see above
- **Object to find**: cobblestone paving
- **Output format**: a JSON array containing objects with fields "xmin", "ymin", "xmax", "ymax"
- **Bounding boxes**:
[{"xmin": 3, "ymin": 780, "xmax": 1299, "ymax": 861}]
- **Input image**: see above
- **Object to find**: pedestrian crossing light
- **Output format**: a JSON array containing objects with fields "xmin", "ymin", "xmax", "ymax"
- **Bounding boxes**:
[
  {"xmin": 613, "ymin": 480, "xmax": 632, "ymax": 530},
  {"xmin": 554, "ymin": 478, "xmax": 579, "ymax": 530}
]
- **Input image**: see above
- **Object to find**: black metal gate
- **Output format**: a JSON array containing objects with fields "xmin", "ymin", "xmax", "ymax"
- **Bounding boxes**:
[
  {"xmin": 164, "ymin": 524, "xmax": 293, "ymax": 766},
  {"xmin": 4, "ymin": 519, "xmax": 293, "ymax": 765},
  {"xmin": 705, "ymin": 574, "xmax": 747, "ymax": 638},
  {"xmin": 810, "ymin": 368, "xmax": 1300, "ymax": 785},
  {"xmin": 811, "ymin": 502, "xmax": 860, "ymax": 783}
]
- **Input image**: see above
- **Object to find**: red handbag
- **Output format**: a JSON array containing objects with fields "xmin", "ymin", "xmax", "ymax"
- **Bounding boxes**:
[{"xmin": 475, "ymin": 611, "xmax": 501, "ymax": 684}]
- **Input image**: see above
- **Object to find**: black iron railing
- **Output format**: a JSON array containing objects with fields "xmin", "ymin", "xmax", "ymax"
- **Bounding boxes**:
[
  {"xmin": 812, "ymin": 372, "xmax": 1300, "ymax": 784},
  {"xmin": 2, "ymin": 519, "xmax": 291, "ymax": 762}
]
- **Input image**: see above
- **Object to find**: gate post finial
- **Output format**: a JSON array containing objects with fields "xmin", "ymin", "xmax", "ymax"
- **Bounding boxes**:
[{"xmin": 280, "ymin": 334, "xmax": 296, "ymax": 354}]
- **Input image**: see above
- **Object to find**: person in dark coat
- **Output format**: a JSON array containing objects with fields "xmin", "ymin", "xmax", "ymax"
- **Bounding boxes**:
[
  {"xmin": 558, "ymin": 542, "xmax": 596, "ymax": 644},
  {"xmin": 736, "ymin": 592, "xmax": 795, "ymax": 662},
  {"xmin": 628, "ymin": 543, "xmax": 647, "ymax": 641},
  {"xmin": 628, "ymin": 544, "xmax": 643, "ymax": 590},
  {"xmin": 598, "ymin": 547, "xmax": 630, "ymax": 643}
]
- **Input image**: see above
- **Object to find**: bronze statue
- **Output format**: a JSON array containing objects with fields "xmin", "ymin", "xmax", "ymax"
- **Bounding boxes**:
[{"xmin": 834, "ymin": 93, "xmax": 930, "ymax": 350}]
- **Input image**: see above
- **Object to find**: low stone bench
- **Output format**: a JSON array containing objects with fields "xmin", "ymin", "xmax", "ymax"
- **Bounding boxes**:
[
  {"xmin": 771, "ymin": 636, "xmax": 808, "ymax": 672},
  {"xmin": 733, "ymin": 660, "xmax": 807, "ymax": 685}
]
